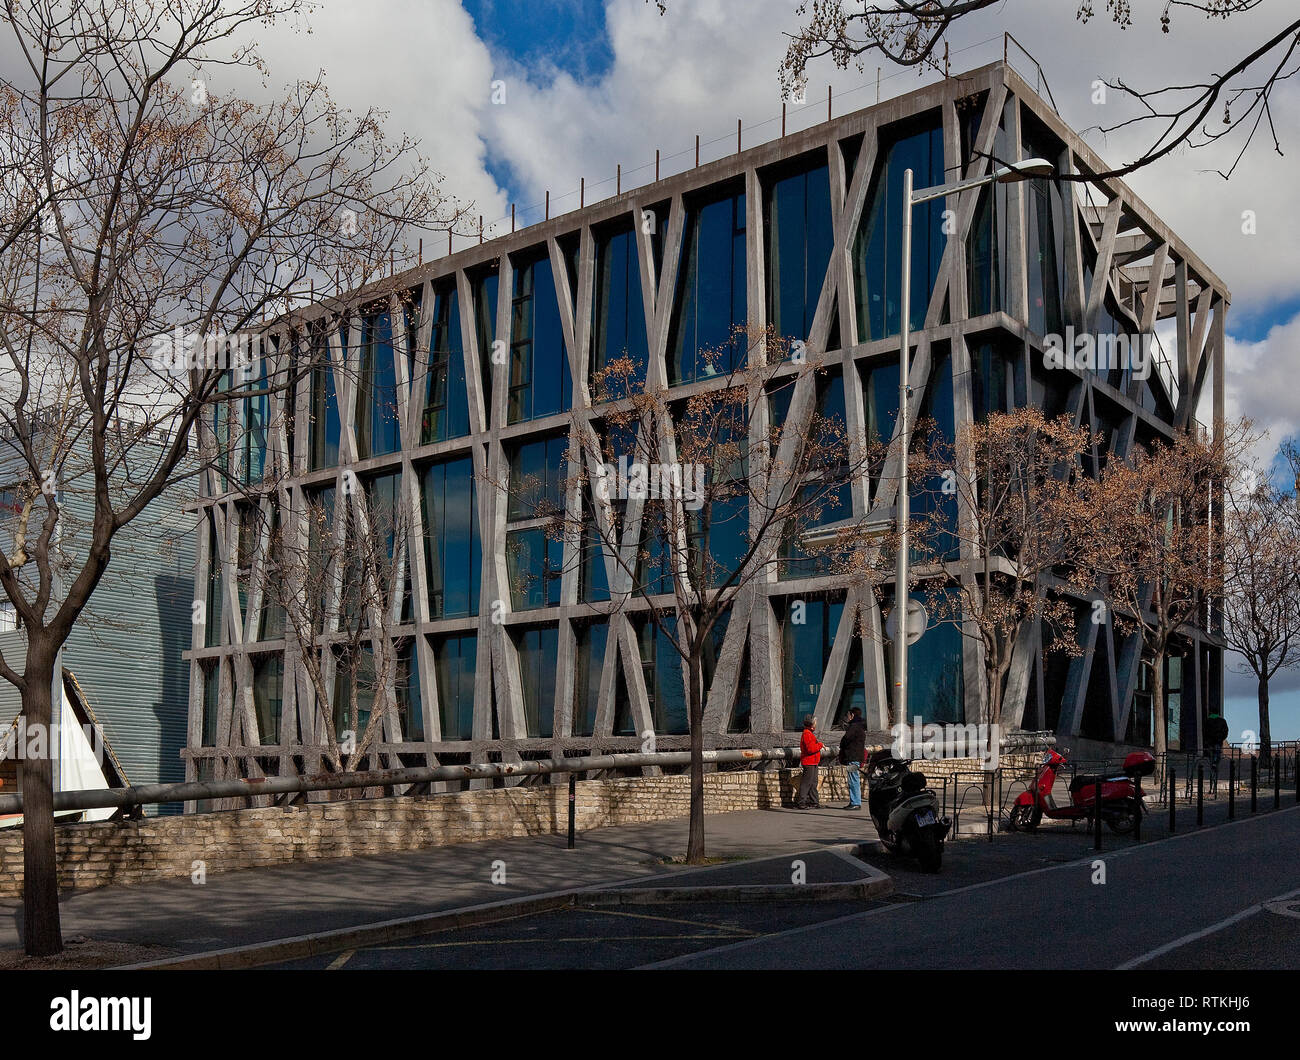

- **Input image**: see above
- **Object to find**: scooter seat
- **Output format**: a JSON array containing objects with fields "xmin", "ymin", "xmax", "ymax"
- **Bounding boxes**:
[{"xmin": 1068, "ymin": 773, "xmax": 1126, "ymax": 793}]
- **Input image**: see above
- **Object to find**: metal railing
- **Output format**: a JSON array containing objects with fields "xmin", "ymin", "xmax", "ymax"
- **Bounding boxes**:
[{"xmin": 0, "ymin": 746, "xmax": 813, "ymax": 818}]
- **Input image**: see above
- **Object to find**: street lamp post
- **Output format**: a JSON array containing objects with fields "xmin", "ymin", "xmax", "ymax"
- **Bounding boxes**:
[{"xmin": 892, "ymin": 157, "xmax": 1053, "ymax": 730}]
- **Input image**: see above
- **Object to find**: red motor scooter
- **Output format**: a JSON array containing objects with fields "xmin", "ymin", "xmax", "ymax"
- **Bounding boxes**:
[{"xmin": 1008, "ymin": 748, "xmax": 1155, "ymax": 835}]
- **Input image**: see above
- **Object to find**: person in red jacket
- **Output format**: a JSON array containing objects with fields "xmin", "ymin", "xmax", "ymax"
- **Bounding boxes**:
[{"xmin": 794, "ymin": 715, "xmax": 825, "ymax": 808}]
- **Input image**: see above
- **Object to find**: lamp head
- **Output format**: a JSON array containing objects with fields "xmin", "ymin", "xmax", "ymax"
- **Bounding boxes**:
[{"xmin": 996, "ymin": 157, "xmax": 1054, "ymax": 183}]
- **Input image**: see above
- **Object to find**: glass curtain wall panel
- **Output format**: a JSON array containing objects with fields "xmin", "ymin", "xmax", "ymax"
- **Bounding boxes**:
[
  {"xmin": 420, "ymin": 457, "xmax": 481, "ymax": 619},
  {"xmin": 433, "ymin": 633, "xmax": 477, "ymax": 741},
  {"xmin": 592, "ymin": 222, "xmax": 649, "ymax": 397},
  {"xmin": 422, "ymin": 280, "xmax": 471, "ymax": 443},
  {"xmin": 854, "ymin": 113, "xmax": 947, "ymax": 342},
  {"xmin": 669, "ymin": 185, "xmax": 747, "ymax": 383},
  {"xmin": 764, "ymin": 153, "xmax": 834, "ymax": 348},
  {"xmin": 509, "ymin": 249, "xmax": 572, "ymax": 423}
]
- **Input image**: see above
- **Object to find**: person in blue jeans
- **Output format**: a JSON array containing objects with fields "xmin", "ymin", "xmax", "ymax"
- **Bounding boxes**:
[{"xmin": 839, "ymin": 707, "xmax": 868, "ymax": 810}]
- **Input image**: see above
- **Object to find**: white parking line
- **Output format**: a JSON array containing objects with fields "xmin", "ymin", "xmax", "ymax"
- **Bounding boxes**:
[{"xmin": 1115, "ymin": 885, "xmax": 1300, "ymax": 970}]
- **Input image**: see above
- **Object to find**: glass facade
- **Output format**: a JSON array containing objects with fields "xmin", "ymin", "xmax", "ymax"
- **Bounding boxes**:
[
  {"xmin": 854, "ymin": 113, "xmax": 947, "ymax": 341},
  {"xmin": 358, "ymin": 311, "xmax": 401, "ymax": 459},
  {"xmin": 309, "ymin": 327, "xmax": 341, "ymax": 470},
  {"xmin": 433, "ymin": 633, "xmax": 476, "ymax": 741},
  {"xmin": 193, "ymin": 78, "xmax": 1215, "ymax": 773},
  {"xmin": 508, "ymin": 434, "xmax": 568, "ymax": 519},
  {"xmin": 420, "ymin": 457, "xmax": 480, "ymax": 619},
  {"xmin": 573, "ymin": 619, "xmax": 608, "ymax": 737},
  {"xmin": 669, "ymin": 185, "xmax": 747, "ymax": 383},
  {"xmin": 422, "ymin": 281, "xmax": 471, "ymax": 443},
  {"xmin": 781, "ymin": 596, "xmax": 843, "ymax": 729},
  {"xmin": 764, "ymin": 154, "xmax": 833, "ymax": 345},
  {"xmin": 517, "ymin": 625, "xmax": 559, "ymax": 737},
  {"xmin": 592, "ymin": 222, "xmax": 648, "ymax": 395},
  {"xmin": 509, "ymin": 249, "xmax": 572, "ymax": 423},
  {"xmin": 637, "ymin": 616, "xmax": 689, "ymax": 735},
  {"xmin": 252, "ymin": 654, "xmax": 282, "ymax": 745}
]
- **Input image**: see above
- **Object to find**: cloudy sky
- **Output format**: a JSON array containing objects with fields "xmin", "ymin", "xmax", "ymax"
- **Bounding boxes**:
[{"xmin": 234, "ymin": 0, "xmax": 1298, "ymax": 739}]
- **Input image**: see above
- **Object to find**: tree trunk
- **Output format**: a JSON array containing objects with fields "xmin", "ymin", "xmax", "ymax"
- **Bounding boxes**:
[
  {"xmin": 1258, "ymin": 674, "xmax": 1272, "ymax": 769},
  {"xmin": 685, "ymin": 651, "xmax": 706, "ymax": 865},
  {"xmin": 21, "ymin": 635, "xmax": 63, "ymax": 957}
]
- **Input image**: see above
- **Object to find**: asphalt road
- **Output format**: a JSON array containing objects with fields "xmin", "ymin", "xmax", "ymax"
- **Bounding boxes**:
[{"xmin": 266, "ymin": 804, "xmax": 1300, "ymax": 971}]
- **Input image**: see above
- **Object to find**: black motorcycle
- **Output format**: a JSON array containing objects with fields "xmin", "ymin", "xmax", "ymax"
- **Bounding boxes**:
[{"xmin": 865, "ymin": 748, "xmax": 951, "ymax": 872}]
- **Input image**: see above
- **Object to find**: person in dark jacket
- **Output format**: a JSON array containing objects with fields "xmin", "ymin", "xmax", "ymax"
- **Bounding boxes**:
[
  {"xmin": 794, "ymin": 715, "xmax": 825, "ymax": 808},
  {"xmin": 839, "ymin": 707, "xmax": 867, "ymax": 810},
  {"xmin": 1205, "ymin": 712, "xmax": 1230, "ymax": 782}
]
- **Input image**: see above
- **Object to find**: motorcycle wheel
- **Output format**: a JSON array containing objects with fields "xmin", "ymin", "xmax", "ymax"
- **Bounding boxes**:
[
  {"xmin": 914, "ymin": 828, "xmax": 943, "ymax": 873},
  {"xmin": 1008, "ymin": 802, "xmax": 1040, "ymax": 832},
  {"xmin": 1106, "ymin": 799, "xmax": 1140, "ymax": 835}
]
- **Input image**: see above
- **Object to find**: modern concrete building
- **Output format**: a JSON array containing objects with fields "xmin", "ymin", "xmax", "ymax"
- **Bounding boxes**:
[
  {"xmin": 0, "ymin": 421, "xmax": 195, "ymax": 814},
  {"xmin": 184, "ymin": 61, "xmax": 1228, "ymax": 790}
]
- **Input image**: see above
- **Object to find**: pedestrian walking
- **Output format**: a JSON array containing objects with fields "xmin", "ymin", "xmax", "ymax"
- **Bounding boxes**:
[
  {"xmin": 839, "ymin": 707, "xmax": 867, "ymax": 810},
  {"xmin": 794, "ymin": 715, "xmax": 824, "ymax": 808},
  {"xmin": 1205, "ymin": 712, "xmax": 1229, "ymax": 792}
]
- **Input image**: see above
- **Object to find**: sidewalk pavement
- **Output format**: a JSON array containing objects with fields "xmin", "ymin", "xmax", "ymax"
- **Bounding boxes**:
[{"xmin": 0, "ymin": 805, "xmax": 881, "ymax": 958}]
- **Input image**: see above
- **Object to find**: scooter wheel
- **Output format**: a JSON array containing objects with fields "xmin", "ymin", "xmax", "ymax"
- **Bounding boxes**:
[
  {"xmin": 914, "ymin": 828, "xmax": 943, "ymax": 873},
  {"xmin": 1008, "ymin": 803, "xmax": 1039, "ymax": 832},
  {"xmin": 1106, "ymin": 799, "xmax": 1140, "ymax": 835}
]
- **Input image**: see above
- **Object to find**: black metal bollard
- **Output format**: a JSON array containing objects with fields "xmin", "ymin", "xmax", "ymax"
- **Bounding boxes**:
[
  {"xmin": 1197, "ymin": 763, "xmax": 1204, "ymax": 827},
  {"xmin": 1295, "ymin": 750, "xmax": 1299, "ymax": 805},
  {"xmin": 1134, "ymin": 783, "xmax": 1142, "ymax": 842},
  {"xmin": 567, "ymin": 773, "xmax": 576, "ymax": 849},
  {"xmin": 1251, "ymin": 757, "xmax": 1258, "ymax": 814},
  {"xmin": 1094, "ymin": 776, "xmax": 1103, "ymax": 851},
  {"xmin": 1169, "ymin": 768, "xmax": 1176, "ymax": 834},
  {"xmin": 1228, "ymin": 758, "xmax": 1235, "ymax": 819},
  {"xmin": 1274, "ymin": 758, "xmax": 1281, "ymax": 810}
]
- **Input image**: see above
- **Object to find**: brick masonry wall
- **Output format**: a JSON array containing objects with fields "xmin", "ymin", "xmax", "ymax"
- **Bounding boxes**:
[{"xmin": 0, "ymin": 758, "xmax": 1021, "ymax": 895}]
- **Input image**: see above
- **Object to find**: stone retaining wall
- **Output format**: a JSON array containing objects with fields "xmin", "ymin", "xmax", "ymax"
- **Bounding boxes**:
[{"xmin": 0, "ymin": 757, "xmax": 1026, "ymax": 895}]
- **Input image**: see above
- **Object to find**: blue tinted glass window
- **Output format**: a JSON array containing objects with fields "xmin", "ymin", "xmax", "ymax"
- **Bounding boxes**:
[
  {"xmin": 781, "ymin": 597, "xmax": 842, "ymax": 729},
  {"xmin": 574, "ymin": 620, "xmax": 608, "ymax": 737},
  {"xmin": 884, "ymin": 588, "xmax": 965, "ymax": 724},
  {"xmin": 518, "ymin": 626, "xmax": 559, "ymax": 737},
  {"xmin": 765, "ymin": 157, "xmax": 833, "ymax": 345},
  {"xmin": 509, "ymin": 251, "xmax": 572, "ymax": 423},
  {"xmin": 309, "ymin": 329, "xmax": 340, "ymax": 470},
  {"xmin": 358, "ymin": 311, "xmax": 400, "ymax": 458},
  {"xmin": 396, "ymin": 640, "xmax": 422, "ymax": 741},
  {"xmin": 421, "ymin": 457, "xmax": 481, "ymax": 618},
  {"xmin": 637, "ymin": 616, "xmax": 687, "ymax": 735},
  {"xmin": 853, "ymin": 116, "xmax": 946, "ymax": 341},
  {"xmin": 593, "ymin": 224, "xmax": 649, "ymax": 396},
  {"xmin": 433, "ymin": 633, "xmax": 476, "ymax": 740},
  {"xmin": 508, "ymin": 434, "xmax": 568, "ymax": 520},
  {"xmin": 472, "ymin": 268, "xmax": 498, "ymax": 419},
  {"xmin": 506, "ymin": 527, "xmax": 563, "ymax": 610},
  {"xmin": 422, "ymin": 282, "xmax": 470, "ymax": 443},
  {"xmin": 669, "ymin": 187, "xmax": 747, "ymax": 383}
]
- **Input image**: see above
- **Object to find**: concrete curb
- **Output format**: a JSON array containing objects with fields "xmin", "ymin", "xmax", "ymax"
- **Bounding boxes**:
[{"xmin": 117, "ymin": 842, "xmax": 890, "ymax": 970}]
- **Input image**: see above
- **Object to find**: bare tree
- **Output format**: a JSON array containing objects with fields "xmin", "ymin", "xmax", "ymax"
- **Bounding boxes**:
[
  {"xmin": 506, "ymin": 327, "xmax": 887, "ymax": 864},
  {"xmin": 0, "ymin": 0, "xmax": 462, "ymax": 956},
  {"xmin": 780, "ymin": 0, "xmax": 1299, "ymax": 180},
  {"xmin": 1089, "ymin": 424, "xmax": 1241, "ymax": 773},
  {"xmin": 909, "ymin": 406, "xmax": 1100, "ymax": 751},
  {"xmin": 1222, "ymin": 438, "xmax": 1300, "ymax": 765}
]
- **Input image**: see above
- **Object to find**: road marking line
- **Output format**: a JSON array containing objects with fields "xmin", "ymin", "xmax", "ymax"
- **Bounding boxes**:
[
  {"xmin": 326, "ymin": 949, "xmax": 354, "ymax": 970},
  {"xmin": 370, "ymin": 934, "xmax": 739, "ymax": 951},
  {"xmin": 1115, "ymin": 885, "xmax": 1300, "ymax": 970},
  {"xmin": 587, "ymin": 907, "xmax": 757, "ymax": 936},
  {"xmin": 643, "ymin": 806, "xmax": 1300, "ymax": 969}
]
